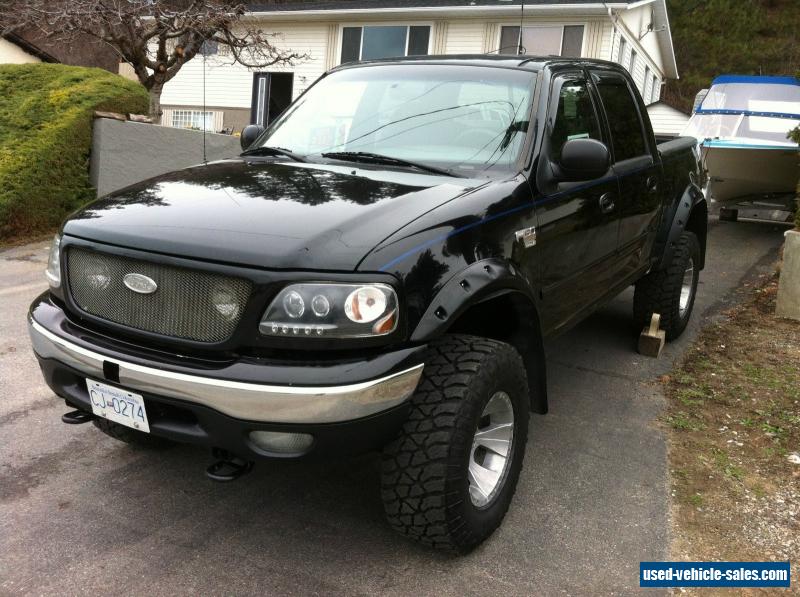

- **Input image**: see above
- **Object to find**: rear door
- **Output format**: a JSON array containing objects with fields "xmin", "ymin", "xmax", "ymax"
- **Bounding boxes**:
[
  {"xmin": 590, "ymin": 69, "xmax": 662, "ymax": 278},
  {"xmin": 534, "ymin": 70, "xmax": 621, "ymax": 333}
]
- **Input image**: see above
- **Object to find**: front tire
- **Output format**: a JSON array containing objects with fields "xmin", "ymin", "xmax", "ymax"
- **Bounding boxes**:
[
  {"xmin": 381, "ymin": 335, "xmax": 529, "ymax": 553},
  {"xmin": 634, "ymin": 231, "xmax": 701, "ymax": 340}
]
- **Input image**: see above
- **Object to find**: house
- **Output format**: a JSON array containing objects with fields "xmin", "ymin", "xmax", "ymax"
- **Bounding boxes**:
[
  {"xmin": 1, "ymin": 30, "xmax": 119, "ymax": 72},
  {"xmin": 646, "ymin": 100, "xmax": 690, "ymax": 141},
  {"xmin": 0, "ymin": 33, "xmax": 58, "ymax": 64},
  {"xmin": 157, "ymin": 0, "xmax": 678, "ymax": 133}
]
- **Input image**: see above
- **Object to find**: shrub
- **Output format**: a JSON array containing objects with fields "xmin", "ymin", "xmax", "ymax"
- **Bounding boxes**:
[{"xmin": 0, "ymin": 64, "xmax": 148, "ymax": 241}]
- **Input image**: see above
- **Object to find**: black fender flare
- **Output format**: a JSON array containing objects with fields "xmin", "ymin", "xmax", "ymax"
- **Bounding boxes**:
[
  {"xmin": 657, "ymin": 183, "xmax": 707, "ymax": 271},
  {"xmin": 411, "ymin": 258, "xmax": 548, "ymax": 414}
]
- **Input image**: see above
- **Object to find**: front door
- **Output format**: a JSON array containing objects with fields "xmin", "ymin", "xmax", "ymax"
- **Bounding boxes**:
[
  {"xmin": 533, "ymin": 71, "xmax": 621, "ymax": 334},
  {"xmin": 591, "ymin": 69, "xmax": 662, "ymax": 279},
  {"xmin": 251, "ymin": 72, "xmax": 295, "ymax": 127}
]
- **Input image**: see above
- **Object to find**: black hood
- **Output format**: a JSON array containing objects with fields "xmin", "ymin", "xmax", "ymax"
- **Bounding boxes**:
[{"xmin": 64, "ymin": 160, "xmax": 477, "ymax": 271}]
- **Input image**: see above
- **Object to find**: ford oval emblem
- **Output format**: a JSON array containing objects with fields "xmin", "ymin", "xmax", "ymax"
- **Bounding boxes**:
[{"xmin": 123, "ymin": 273, "xmax": 158, "ymax": 295}]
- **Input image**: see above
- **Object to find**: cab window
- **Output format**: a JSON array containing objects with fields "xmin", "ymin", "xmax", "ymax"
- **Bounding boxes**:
[
  {"xmin": 549, "ymin": 78, "xmax": 602, "ymax": 161},
  {"xmin": 593, "ymin": 73, "xmax": 648, "ymax": 162}
]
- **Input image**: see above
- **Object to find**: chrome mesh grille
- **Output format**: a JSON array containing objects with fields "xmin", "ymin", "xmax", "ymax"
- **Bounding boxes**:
[{"xmin": 67, "ymin": 247, "xmax": 252, "ymax": 343}]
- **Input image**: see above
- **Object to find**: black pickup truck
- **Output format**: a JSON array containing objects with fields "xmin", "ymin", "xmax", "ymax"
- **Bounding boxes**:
[{"xmin": 29, "ymin": 56, "xmax": 706, "ymax": 552}]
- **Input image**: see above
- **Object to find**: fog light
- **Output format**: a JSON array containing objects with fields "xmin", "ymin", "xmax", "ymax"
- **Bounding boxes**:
[
  {"xmin": 249, "ymin": 430, "xmax": 314, "ymax": 454},
  {"xmin": 211, "ymin": 285, "xmax": 240, "ymax": 321}
]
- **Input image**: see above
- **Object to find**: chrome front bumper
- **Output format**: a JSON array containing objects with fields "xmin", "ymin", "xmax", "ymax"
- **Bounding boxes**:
[{"xmin": 28, "ymin": 318, "xmax": 423, "ymax": 424}]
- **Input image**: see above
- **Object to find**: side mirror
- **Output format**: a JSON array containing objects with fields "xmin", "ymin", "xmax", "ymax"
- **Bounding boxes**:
[
  {"xmin": 556, "ymin": 138, "xmax": 611, "ymax": 182},
  {"xmin": 240, "ymin": 124, "xmax": 265, "ymax": 150}
]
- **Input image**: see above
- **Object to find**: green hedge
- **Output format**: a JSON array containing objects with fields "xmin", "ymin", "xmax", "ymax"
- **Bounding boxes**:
[{"xmin": 0, "ymin": 64, "xmax": 148, "ymax": 241}]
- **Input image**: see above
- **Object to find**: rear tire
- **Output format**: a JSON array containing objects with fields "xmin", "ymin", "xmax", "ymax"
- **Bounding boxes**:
[
  {"xmin": 93, "ymin": 418, "xmax": 173, "ymax": 449},
  {"xmin": 381, "ymin": 334, "xmax": 530, "ymax": 553},
  {"xmin": 634, "ymin": 231, "xmax": 701, "ymax": 341}
]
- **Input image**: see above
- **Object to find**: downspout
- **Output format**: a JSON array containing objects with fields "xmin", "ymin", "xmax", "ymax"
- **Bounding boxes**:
[{"xmin": 606, "ymin": 4, "xmax": 620, "ymax": 62}]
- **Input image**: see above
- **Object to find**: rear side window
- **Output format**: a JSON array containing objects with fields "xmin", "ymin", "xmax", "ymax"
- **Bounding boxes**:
[
  {"xmin": 593, "ymin": 73, "xmax": 647, "ymax": 161},
  {"xmin": 549, "ymin": 78, "xmax": 602, "ymax": 161}
]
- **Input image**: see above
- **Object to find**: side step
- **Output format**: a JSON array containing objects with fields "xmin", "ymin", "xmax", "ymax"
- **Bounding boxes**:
[
  {"xmin": 206, "ymin": 448, "xmax": 254, "ymax": 482},
  {"xmin": 62, "ymin": 410, "xmax": 94, "ymax": 425}
]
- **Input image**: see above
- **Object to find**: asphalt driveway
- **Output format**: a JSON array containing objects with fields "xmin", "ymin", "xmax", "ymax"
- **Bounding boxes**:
[{"xmin": 0, "ymin": 218, "xmax": 787, "ymax": 596}]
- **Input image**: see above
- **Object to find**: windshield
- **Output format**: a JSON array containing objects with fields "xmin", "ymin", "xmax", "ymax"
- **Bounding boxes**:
[{"xmin": 256, "ymin": 64, "xmax": 536, "ymax": 176}]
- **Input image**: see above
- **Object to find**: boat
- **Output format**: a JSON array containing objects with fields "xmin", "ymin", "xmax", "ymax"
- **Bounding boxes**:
[{"xmin": 682, "ymin": 75, "xmax": 799, "ymax": 205}]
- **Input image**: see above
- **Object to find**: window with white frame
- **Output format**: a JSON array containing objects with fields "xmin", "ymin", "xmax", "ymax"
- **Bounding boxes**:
[
  {"xmin": 172, "ymin": 110, "xmax": 215, "ymax": 131},
  {"xmin": 628, "ymin": 49, "xmax": 637, "ymax": 75},
  {"xmin": 617, "ymin": 36, "xmax": 627, "ymax": 64},
  {"xmin": 499, "ymin": 25, "xmax": 584, "ymax": 57},
  {"xmin": 644, "ymin": 65, "xmax": 651, "ymax": 101},
  {"xmin": 340, "ymin": 25, "xmax": 430, "ymax": 63},
  {"xmin": 652, "ymin": 76, "xmax": 660, "ymax": 102}
]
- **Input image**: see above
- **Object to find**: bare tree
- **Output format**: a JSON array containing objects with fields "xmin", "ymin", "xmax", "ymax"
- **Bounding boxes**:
[{"xmin": 0, "ymin": 1, "xmax": 304, "ymax": 119}]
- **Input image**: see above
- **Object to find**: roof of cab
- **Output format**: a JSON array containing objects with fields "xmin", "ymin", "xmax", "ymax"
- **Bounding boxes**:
[{"xmin": 330, "ymin": 54, "xmax": 623, "ymax": 73}]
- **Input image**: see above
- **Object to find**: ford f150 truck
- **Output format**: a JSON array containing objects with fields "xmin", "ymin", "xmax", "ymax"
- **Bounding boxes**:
[{"xmin": 28, "ymin": 56, "xmax": 706, "ymax": 553}]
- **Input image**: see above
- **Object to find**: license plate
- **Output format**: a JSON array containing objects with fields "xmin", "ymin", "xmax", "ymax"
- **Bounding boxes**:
[{"xmin": 86, "ymin": 379, "xmax": 150, "ymax": 433}]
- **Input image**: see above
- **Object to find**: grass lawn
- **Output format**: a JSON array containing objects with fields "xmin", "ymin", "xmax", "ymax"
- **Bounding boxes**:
[{"xmin": 665, "ymin": 270, "xmax": 800, "ymax": 592}]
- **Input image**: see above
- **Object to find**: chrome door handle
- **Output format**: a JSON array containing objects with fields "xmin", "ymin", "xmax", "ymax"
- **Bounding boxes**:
[
  {"xmin": 646, "ymin": 176, "xmax": 659, "ymax": 193},
  {"xmin": 599, "ymin": 193, "xmax": 616, "ymax": 214}
]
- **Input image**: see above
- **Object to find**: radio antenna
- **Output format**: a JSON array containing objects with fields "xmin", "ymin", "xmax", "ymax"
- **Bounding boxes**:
[
  {"xmin": 517, "ymin": 1, "xmax": 524, "ymax": 54},
  {"xmin": 202, "ymin": 47, "xmax": 208, "ymax": 164}
]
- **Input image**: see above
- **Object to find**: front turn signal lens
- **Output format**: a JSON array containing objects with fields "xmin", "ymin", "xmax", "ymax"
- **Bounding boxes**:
[{"xmin": 45, "ymin": 234, "xmax": 62, "ymax": 289}]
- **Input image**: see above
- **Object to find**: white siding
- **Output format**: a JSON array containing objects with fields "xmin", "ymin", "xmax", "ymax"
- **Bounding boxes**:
[
  {"xmin": 444, "ymin": 21, "xmax": 486, "ymax": 54},
  {"xmin": 647, "ymin": 103, "xmax": 689, "ymax": 138},
  {"xmin": 160, "ymin": 11, "xmax": 667, "ymax": 115},
  {"xmin": 616, "ymin": 6, "xmax": 665, "ymax": 98},
  {"xmin": 161, "ymin": 22, "xmax": 330, "ymax": 108},
  {"xmin": 598, "ymin": 21, "xmax": 614, "ymax": 60},
  {"xmin": 0, "ymin": 38, "xmax": 41, "ymax": 64}
]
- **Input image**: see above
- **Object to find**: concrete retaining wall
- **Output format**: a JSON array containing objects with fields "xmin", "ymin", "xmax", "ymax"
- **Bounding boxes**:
[
  {"xmin": 776, "ymin": 229, "xmax": 800, "ymax": 320},
  {"xmin": 89, "ymin": 118, "xmax": 241, "ymax": 197}
]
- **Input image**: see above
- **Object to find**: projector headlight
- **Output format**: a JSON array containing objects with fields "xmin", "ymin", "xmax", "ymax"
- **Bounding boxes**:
[
  {"xmin": 260, "ymin": 283, "xmax": 398, "ymax": 339},
  {"xmin": 45, "ymin": 234, "xmax": 62, "ymax": 289}
]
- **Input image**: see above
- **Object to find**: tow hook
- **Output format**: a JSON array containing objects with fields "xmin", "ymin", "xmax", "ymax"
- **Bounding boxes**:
[
  {"xmin": 205, "ymin": 448, "xmax": 254, "ymax": 482},
  {"xmin": 61, "ymin": 410, "xmax": 93, "ymax": 424}
]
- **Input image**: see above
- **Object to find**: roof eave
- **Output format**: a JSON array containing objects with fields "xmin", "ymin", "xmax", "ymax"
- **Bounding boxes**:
[
  {"xmin": 248, "ymin": 3, "xmax": 631, "ymax": 19},
  {"xmin": 1, "ymin": 32, "xmax": 59, "ymax": 64},
  {"xmin": 646, "ymin": 0, "xmax": 677, "ymax": 79}
]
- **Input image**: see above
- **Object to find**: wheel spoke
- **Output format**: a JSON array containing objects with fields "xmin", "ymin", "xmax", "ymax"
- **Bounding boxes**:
[
  {"xmin": 468, "ymin": 462, "xmax": 501, "ymax": 499},
  {"xmin": 473, "ymin": 422, "xmax": 513, "ymax": 456}
]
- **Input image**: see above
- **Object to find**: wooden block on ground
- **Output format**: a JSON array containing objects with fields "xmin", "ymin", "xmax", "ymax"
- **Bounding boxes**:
[{"xmin": 638, "ymin": 313, "xmax": 666, "ymax": 358}]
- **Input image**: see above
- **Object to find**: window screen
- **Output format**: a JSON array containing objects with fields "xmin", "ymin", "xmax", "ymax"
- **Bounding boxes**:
[
  {"xmin": 499, "ymin": 26, "xmax": 521, "ymax": 54},
  {"xmin": 341, "ymin": 26, "xmax": 431, "ymax": 62},
  {"xmin": 550, "ymin": 78, "xmax": 602, "ymax": 161},
  {"xmin": 521, "ymin": 26, "xmax": 563, "ymax": 55},
  {"xmin": 408, "ymin": 26, "xmax": 430, "ymax": 55},
  {"xmin": 561, "ymin": 26, "xmax": 584, "ymax": 57},
  {"xmin": 500, "ymin": 25, "xmax": 583, "ymax": 57},
  {"xmin": 341, "ymin": 27, "xmax": 362, "ymax": 63},
  {"xmin": 172, "ymin": 110, "xmax": 215, "ymax": 131},
  {"xmin": 361, "ymin": 26, "xmax": 407, "ymax": 60},
  {"xmin": 593, "ymin": 74, "xmax": 647, "ymax": 161},
  {"xmin": 617, "ymin": 37, "xmax": 627, "ymax": 64}
]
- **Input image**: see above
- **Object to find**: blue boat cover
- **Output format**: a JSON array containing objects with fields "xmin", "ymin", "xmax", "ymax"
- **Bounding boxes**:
[{"xmin": 711, "ymin": 75, "xmax": 800, "ymax": 86}]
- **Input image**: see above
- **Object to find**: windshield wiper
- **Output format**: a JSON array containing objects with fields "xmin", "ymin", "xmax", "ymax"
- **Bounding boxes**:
[
  {"xmin": 320, "ymin": 151, "xmax": 456, "ymax": 177},
  {"xmin": 241, "ymin": 146, "xmax": 307, "ymax": 163}
]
